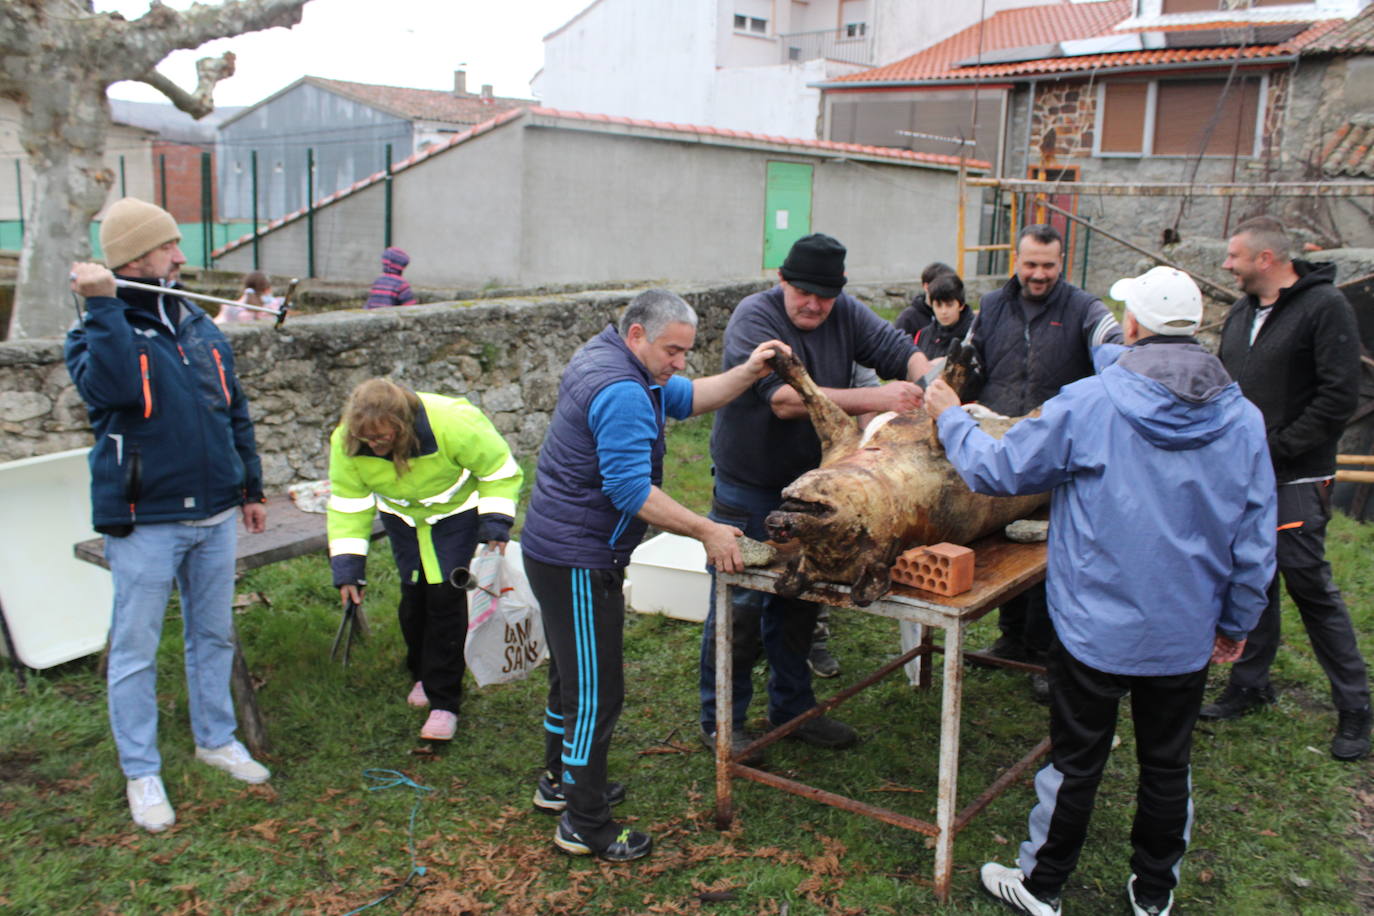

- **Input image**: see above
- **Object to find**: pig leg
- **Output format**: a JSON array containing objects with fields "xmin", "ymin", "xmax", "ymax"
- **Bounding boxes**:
[
  {"xmin": 775, "ymin": 554, "xmax": 812, "ymax": 599},
  {"xmin": 850, "ymin": 560, "xmax": 893, "ymax": 607}
]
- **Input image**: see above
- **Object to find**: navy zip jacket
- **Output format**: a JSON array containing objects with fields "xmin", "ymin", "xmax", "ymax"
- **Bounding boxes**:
[
  {"xmin": 970, "ymin": 275, "xmax": 1122, "ymax": 416},
  {"xmin": 64, "ymin": 280, "xmax": 264, "ymax": 529},
  {"xmin": 1217, "ymin": 260, "xmax": 1360, "ymax": 483}
]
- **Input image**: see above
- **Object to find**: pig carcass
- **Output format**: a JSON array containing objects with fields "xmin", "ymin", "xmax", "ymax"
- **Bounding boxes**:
[{"xmin": 762, "ymin": 344, "xmax": 1047, "ymax": 606}]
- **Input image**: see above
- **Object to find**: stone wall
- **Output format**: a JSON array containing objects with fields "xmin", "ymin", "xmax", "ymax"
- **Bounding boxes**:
[{"xmin": 0, "ymin": 280, "xmax": 919, "ymax": 487}]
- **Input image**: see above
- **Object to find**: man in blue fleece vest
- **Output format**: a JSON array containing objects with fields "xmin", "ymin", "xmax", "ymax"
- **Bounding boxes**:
[
  {"xmin": 521, "ymin": 289, "xmax": 787, "ymax": 862},
  {"xmin": 926, "ymin": 267, "xmax": 1275, "ymax": 916},
  {"xmin": 66, "ymin": 198, "xmax": 270, "ymax": 834}
]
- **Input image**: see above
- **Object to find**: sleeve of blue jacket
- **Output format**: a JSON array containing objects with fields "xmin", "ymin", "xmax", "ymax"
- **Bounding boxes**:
[
  {"xmin": 227, "ymin": 368, "xmax": 265, "ymax": 501},
  {"xmin": 1219, "ymin": 426, "xmax": 1278, "ymax": 639},
  {"xmin": 935, "ymin": 398, "xmax": 1077, "ymax": 497},
  {"xmin": 588, "ymin": 377, "xmax": 693, "ymax": 514},
  {"xmin": 63, "ymin": 297, "xmax": 144, "ymax": 410}
]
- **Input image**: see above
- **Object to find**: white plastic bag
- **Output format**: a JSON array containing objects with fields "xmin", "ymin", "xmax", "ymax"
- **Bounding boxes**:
[{"xmin": 463, "ymin": 541, "xmax": 547, "ymax": 686}]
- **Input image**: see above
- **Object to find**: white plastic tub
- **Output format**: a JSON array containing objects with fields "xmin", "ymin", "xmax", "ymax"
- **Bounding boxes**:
[{"xmin": 627, "ymin": 532, "xmax": 709, "ymax": 622}]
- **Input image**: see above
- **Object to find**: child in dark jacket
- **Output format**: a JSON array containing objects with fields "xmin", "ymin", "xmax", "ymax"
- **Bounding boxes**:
[
  {"xmin": 894, "ymin": 261, "xmax": 956, "ymax": 338},
  {"xmin": 365, "ymin": 247, "xmax": 418, "ymax": 309},
  {"xmin": 914, "ymin": 272, "xmax": 973, "ymax": 361}
]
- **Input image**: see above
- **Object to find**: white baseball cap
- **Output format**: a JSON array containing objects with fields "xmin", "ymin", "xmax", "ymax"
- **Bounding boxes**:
[{"xmin": 1109, "ymin": 266, "xmax": 1203, "ymax": 337}]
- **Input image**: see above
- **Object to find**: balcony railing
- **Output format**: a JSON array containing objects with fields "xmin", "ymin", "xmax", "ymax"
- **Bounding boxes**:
[{"xmin": 778, "ymin": 25, "xmax": 874, "ymax": 66}]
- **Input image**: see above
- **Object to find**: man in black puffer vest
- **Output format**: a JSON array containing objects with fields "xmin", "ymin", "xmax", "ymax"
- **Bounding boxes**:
[
  {"xmin": 1200, "ymin": 216, "xmax": 1371, "ymax": 762},
  {"xmin": 967, "ymin": 224, "xmax": 1122, "ymax": 696}
]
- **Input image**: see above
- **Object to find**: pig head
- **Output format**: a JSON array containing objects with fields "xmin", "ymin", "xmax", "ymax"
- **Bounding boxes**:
[{"xmin": 763, "ymin": 343, "xmax": 1047, "ymax": 606}]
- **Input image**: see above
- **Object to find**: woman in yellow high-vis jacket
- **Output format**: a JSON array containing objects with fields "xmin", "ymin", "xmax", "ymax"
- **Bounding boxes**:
[{"xmin": 327, "ymin": 378, "xmax": 523, "ymax": 741}]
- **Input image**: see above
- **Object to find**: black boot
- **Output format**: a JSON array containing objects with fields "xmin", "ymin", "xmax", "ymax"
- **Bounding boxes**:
[{"xmin": 1331, "ymin": 706, "xmax": 1372, "ymax": 761}]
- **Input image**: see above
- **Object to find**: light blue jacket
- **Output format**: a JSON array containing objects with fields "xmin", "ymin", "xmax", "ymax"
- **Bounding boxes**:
[{"xmin": 936, "ymin": 340, "xmax": 1276, "ymax": 676}]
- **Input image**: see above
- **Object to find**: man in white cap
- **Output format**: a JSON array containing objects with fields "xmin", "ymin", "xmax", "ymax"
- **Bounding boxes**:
[
  {"xmin": 66, "ymin": 198, "xmax": 271, "ymax": 833},
  {"xmin": 925, "ymin": 266, "xmax": 1276, "ymax": 916}
]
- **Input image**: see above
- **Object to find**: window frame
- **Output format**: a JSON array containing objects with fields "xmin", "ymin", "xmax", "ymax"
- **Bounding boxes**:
[{"xmin": 1091, "ymin": 73, "xmax": 1268, "ymax": 159}]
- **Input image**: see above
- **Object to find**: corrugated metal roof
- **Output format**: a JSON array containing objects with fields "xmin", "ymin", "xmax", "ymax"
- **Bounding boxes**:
[
  {"xmin": 1301, "ymin": 1, "xmax": 1374, "ymax": 54},
  {"xmin": 305, "ymin": 76, "xmax": 532, "ymax": 125},
  {"xmin": 825, "ymin": 2, "xmax": 1342, "ymax": 86},
  {"xmin": 1320, "ymin": 114, "xmax": 1374, "ymax": 177},
  {"xmin": 212, "ymin": 107, "xmax": 988, "ymax": 259}
]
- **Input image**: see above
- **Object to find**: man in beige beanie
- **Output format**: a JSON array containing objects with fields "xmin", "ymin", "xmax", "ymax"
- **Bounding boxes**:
[{"xmin": 66, "ymin": 198, "xmax": 271, "ymax": 833}]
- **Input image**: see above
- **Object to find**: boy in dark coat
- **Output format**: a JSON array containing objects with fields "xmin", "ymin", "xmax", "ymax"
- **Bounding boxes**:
[{"xmin": 913, "ymin": 272, "xmax": 973, "ymax": 362}]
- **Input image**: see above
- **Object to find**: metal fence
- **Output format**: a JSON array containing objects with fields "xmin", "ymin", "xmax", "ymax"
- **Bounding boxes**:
[{"xmin": 777, "ymin": 26, "xmax": 873, "ymax": 66}]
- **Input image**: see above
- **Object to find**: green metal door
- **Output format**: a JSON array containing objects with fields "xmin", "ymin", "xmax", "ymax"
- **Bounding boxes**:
[{"xmin": 763, "ymin": 161, "xmax": 813, "ymax": 270}]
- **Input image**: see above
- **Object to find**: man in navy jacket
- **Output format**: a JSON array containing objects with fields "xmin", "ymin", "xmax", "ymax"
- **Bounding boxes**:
[
  {"xmin": 66, "ymin": 198, "xmax": 270, "ymax": 834},
  {"xmin": 927, "ymin": 267, "xmax": 1274, "ymax": 916}
]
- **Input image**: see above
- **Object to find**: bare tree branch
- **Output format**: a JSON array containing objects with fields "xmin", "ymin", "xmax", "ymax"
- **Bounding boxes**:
[
  {"xmin": 118, "ymin": 0, "xmax": 307, "ymax": 75},
  {"xmin": 137, "ymin": 51, "xmax": 237, "ymax": 118}
]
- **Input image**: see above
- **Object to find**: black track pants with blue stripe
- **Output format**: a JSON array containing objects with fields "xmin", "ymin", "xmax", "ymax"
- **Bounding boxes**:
[{"xmin": 524, "ymin": 554, "xmax": 626, "ymax": 847}]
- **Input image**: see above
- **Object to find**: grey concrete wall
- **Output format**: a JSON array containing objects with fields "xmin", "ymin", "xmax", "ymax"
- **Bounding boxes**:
[{"xmin": 216, "ymin": 118, "xmax": 967, "ymax": 292}]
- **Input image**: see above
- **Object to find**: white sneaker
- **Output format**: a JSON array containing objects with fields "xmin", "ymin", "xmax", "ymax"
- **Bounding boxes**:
[
  {"xmin": 195, "ymin": 740, "xmax": 271, "ymax": 784},
  {"xmin": 980, "ymin": 862, "xmax": 1062, "ymax": 916},
  {"xmin": 1128, "ymin": 874, "xmax": 1173, "ymax": 916},
  {"xmin": 127, "ymin": 775, "xmax": 175, "ymax": 832}
]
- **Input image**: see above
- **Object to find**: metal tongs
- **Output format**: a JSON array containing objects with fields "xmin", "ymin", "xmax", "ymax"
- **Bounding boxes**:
[
  {"xmin": 113, "ymin": 276, "xmax": 300, "ymax": 328},
  {"xmin": 331, "ymin": 598, "xmax": 364, "ymax": 666}
]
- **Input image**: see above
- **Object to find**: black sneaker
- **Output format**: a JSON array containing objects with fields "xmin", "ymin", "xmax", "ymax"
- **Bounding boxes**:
[
  {"xmin": 808, "ymin": 644, "xmax": 840, "ymax": 678},
  {"xmin": 1331, "ymin": 706, "xmax": 1372, "ymax": 761},
  {"xmin": 532, "ymin": 771, "xmax": 627, "ymax": 812},
  {"xmin": 699, "ymin": 726, "xmax": 764, "ymax": 766},
  {"xmin": 1198, "ymin": 684, "xmax": 1275, "ymax": 721},
  {"xmin": 553, "ymin": 813, "xmax": 652, "ymax": 862},
  {"xmin": 772, "ymin": 714, "xmax": 858, "ymax": 750}
]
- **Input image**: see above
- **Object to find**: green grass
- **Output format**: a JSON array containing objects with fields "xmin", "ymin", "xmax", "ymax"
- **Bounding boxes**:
[{"xmin": 2, "ymin": 420, "xmax": 1371, "ymax": 914}]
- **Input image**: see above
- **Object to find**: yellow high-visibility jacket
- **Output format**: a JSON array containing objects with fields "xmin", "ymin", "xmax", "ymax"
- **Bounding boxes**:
[{"xmin": 327, "ymin": 393, "xmax": 522, "ymax": 585}]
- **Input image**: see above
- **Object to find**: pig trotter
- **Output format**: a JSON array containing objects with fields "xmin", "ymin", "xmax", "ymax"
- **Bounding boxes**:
[
  {"xmin": 942, "ymin": 339, "xmax": 985, "ymax": 403},
  {"xmin": 850, "ymin": 561, "xmax": 893, "ymax": 607},
  {"xmin": 775, "ymin": 554, "xmax": 809, "ymax": 598}
]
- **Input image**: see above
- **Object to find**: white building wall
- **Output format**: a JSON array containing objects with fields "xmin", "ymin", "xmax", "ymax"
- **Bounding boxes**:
[
  {"xmin": 713, "ymin": 58, "xmax": 864, "ymax": 137},
  {"xmin": 871, "ymin": 0, "xmax": 1063, "ymax": 68},
  {"xmin": 535, "ymin": 0, "xmax": 719, "ymax": 124}
]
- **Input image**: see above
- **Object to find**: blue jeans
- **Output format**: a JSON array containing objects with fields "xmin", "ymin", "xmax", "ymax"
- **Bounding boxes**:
[
  {"xmin": 698, "ymin": 475, "xmax": 819, "ymax": 731},
  {"xmin": 104, "ymin": 517, "xmax": 241, "ymax": 778}
]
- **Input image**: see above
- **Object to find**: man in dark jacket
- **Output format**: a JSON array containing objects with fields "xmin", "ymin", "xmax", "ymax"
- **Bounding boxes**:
[
  {"xmin": 1200, "ymin": 216, "xmax": 1371, "ymax": 761},
  {"xmin": 967, "ymin": 225, "xmax": 1122, "ymax": 688},
  {"xmin": 521, "ymin": 289, "xmax": 787, "ymax": 861},
  {"xmin": 66, "ymin": 198, "xmax": 270, "ymax": 834},
  {"xmin": 700, "ymin": 233, "xmax": 928, "ymax": 761}
]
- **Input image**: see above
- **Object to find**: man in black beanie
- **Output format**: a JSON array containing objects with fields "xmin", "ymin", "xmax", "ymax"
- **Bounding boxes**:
[{"xmin": 698, "ymin": 233, "xmax": 930, "ymax": 760}]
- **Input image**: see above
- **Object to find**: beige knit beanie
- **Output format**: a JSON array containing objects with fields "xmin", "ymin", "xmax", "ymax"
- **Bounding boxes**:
[{"xmin": 99, "ymin": 198, "xmax": 181, "ymax": 270}]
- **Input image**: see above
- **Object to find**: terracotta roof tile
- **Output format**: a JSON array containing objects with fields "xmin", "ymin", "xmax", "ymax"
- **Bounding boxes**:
[
  {"xmin": 829, "ymin": 2, "xmax": 1342, "ymax": 85},
  {"xmin": 306, "ymin": 76, "xmax": 532, "ymax": 126},
  {"xmin": 1319, "ymin": 114, "xmax": 1374, "ymax": 177},
  {"xmin": 1301, "ymin": 2, "xmax": 1374, "ymax": 54}
]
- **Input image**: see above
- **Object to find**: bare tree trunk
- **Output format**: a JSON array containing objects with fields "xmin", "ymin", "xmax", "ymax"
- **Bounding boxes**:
[
  {"xmin": 1, "ymin": 0, "xmax": 308, "ymax": 340},
  {"xmin": 10, "ymin": 83, "xmax": 114, "ymax": 340}
]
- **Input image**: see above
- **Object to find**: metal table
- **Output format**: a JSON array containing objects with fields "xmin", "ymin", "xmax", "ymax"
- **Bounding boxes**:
[{"xmin": 712, "ymin": 536, "xmax": 1050, "ymax": 902}]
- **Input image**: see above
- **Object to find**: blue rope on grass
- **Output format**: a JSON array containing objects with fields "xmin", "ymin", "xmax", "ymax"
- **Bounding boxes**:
[{"xmin": 341, "ymin": 768, "xmax": 434, "ymax": 916}]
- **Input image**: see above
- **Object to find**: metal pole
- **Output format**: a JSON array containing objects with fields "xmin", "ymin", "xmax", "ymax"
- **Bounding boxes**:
[
  {"xmin": 384, "ymin": 143, "xmax": 393, "ymax": 249},
  {"xmin": 306, "ymin": 147, "xmax": 316, "ymax": 279},
  {"xmin": 1080, "ymin": 216, "xmax": 1092, "ymax": 289},
  {"xmin": 159, "ymin": 153, "xmax": 168, "ymax": 210},
  {"xmin": 955, "ymin": 160, "xmax": 967, "ymax": 278},
  {"xmin": 251, "ymin": 150, "xmax": 260, "ymax": 270},
  {"xmin": 14, "ymin": 160, "xmax": 24, "ymax": 243},
  {"xmin": 200, "ymin": 151, "xmax": 213, "ymax": 269},
  {"xmin": 119, "ymin": 155, "xmax": 126, "ymax": 198}
]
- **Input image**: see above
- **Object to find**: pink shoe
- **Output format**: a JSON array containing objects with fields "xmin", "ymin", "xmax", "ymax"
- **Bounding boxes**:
[
  {"xmin": 420, "ymin": 710, "xmax": 458, "ymax": 741},
  {"xmin": 406, "ymin": 681, "xmax": 428, "ymax": 708}
]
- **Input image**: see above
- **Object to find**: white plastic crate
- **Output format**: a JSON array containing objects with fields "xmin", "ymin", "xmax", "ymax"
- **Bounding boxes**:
[{"xmin": 627, "ymin": 532, "xmax": 709, "ymax": 622}]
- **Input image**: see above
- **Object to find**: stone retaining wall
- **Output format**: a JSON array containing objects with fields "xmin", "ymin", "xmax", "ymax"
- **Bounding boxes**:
[{"xmin": 0, "ymin": 280, "xmax": 918, "ymax": 488}]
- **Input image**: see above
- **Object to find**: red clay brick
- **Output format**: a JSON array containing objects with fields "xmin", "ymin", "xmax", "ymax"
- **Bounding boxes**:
[{"xmin": 891, "ymin": 542, "xmax": 975, "ymax": 597}]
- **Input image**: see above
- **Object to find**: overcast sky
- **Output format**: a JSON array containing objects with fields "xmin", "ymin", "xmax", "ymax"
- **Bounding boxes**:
[{"xmin": 99, "ymin": 0, "xmax": 591, "ymax": 107}]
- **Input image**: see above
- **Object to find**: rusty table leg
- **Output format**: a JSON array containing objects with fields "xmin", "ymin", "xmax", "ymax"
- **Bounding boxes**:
[
  {"xmin": 229, "ymin": 625, "xmax": 271, "ymax": 758},
  {"xmin": 932, "ymin": 618, "xmax": 965, "ymax": 902},
  {"xmin": 713, "ymin": 574, "xmax": 735, "ymax": 830}
]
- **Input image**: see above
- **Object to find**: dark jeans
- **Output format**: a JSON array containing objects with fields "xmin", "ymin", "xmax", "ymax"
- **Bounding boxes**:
[
  {"xmin": 1021, "ymin": 641, "xmax": 1207, "ymax": 902},
  {"xmin": 699, "ymin": 475, "xmax": 819, "ymax": 731},
  {"xmin": 1227, "ymin": 481, "xmax": 1371, "ymax": 710}
]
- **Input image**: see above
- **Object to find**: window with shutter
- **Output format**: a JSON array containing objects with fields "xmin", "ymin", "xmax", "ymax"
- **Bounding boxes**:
[
  {"xmin": 1161, "ymin": 0, "xmax": 1220, "ymax": 12},
  {"xmin": 1153, "ymin": 79, "xmax": 1260, "ymax": 156},
  {"xmin": 1100, "ymin": 83, "xmax": 1149, "ymax": 154}
]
